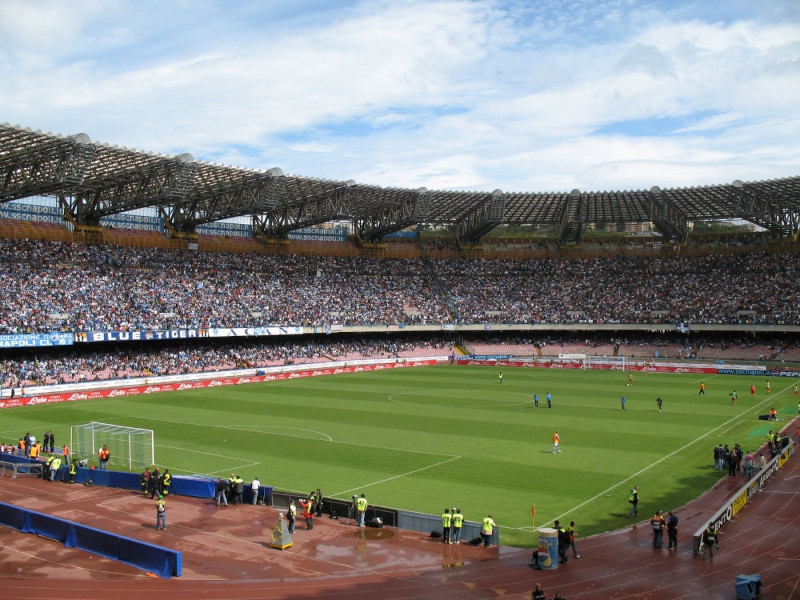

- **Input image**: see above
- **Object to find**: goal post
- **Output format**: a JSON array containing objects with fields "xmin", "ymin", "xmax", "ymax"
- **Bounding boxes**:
[{"xmin": 70, "ymin": 422, "xmax": 155, "ymax": 471}]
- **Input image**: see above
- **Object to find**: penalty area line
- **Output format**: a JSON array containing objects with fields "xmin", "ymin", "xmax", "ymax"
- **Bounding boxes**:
[
  {"xmin": 136, "ymin": 415, "xmax": 334, "ymax": 442},
  {"xmin": 334, "ymin": 455, "xmax": 462, "ymax": 497}
]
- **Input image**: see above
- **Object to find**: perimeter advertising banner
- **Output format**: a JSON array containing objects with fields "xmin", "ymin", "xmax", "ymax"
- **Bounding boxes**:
[
  {"xmin": 692, "ymin": 440, "xmax": 795, "ymax": 555},
  {"xmin": 0, "ymin": 360, "xmax": 436, "ymax": 410}
]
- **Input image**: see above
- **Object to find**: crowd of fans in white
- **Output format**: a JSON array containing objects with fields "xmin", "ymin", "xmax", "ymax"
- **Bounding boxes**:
[
  {"xmin": 1, "ymin": 238, "xmax": 798, "ymax": 389},
  {"xmin": 1, "ymin": 239, "xmax": 798, "ymax": 333}
]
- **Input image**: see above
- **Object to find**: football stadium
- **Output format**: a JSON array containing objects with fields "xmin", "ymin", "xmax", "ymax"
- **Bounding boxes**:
[
  {"xmin": 2, "ymin": 3, "xmax": 800, "ymax": 597},
  {"xmin": 1, "ymin": 122, "xmax": 799, "ymax": 598}
]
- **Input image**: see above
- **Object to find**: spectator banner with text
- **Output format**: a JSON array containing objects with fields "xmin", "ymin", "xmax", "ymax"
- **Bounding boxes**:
[
  {"xmin": 0, "ymin": 333, "xmax": 74, "ymax": 348},
  {"xmin": 73, "ymin": 326, "xmax": 305, "ymax": 343}
]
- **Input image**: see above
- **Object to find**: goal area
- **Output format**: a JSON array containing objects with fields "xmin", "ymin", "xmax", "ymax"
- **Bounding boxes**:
[{"xmin": 70, "ymin": 421, "xmax": 155, "ymax": 471}]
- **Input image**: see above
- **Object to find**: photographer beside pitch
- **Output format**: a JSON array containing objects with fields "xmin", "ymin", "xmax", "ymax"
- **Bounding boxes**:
[
  {"xmin": 98, "ymin": 445, "xmax": 110, "ymax": 470},
  {"xmin": 356, "ymin": 493, "xmax": 368, "ymax": 527},
  {"xmin": 300, "ymin": 494, "xmax": 315, "ymax": 530}
]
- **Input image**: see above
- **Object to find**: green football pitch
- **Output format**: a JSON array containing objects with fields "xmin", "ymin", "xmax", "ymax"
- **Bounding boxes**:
[{"xmin": 2, "ymin": 365, "xmax": 797, "ymax": 547}]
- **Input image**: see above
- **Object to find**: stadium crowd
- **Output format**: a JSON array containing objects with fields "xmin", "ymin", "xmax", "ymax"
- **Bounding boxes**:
[
  {"xmin": 435, "ymin": 253, "xmax": 799, "ymax": 325},
  {"xmin": 0, "ymin": 239, "xmax": 450, "ymax": 333},
  {"xmin": 1, "ymin": 239, "xmax": 799, "ymax": 389},
  {"xmin": 465, "ymin": 333, "xmax": 800, "ymax": 362},
  {"xmin": 1, "ymin": 239, "xmax": 799, "ymax": 334},
  {"xmin": 2, "ymin": 332, "xmax": 797, "ymax": 390},
  {"xmin": 0, "ymin": 336, "xmax": 454, "ymax": 388}
]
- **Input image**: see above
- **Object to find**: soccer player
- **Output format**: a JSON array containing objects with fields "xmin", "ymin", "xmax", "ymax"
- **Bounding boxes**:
[
  {"xmin": 552, "ymin": 430, "xmax": 562, "ymax": 454},
  {"xmin": 730, "ymin": 390, "xmax": 737, "ymax": 406}
]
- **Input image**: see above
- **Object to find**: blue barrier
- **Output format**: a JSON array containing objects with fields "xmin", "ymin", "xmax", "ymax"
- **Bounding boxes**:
[
  {"xmin": 171, "ymin": 475, "xmax": 216, "ymax": 498},
  {"xmin": 72, "ymin": 467, "xmax": 216, "ymax": 498},
  {"xmin": 0, "ymin": 501, "xmax": 181, "ymax": 578},
  {"xmin": 2, "ymin": 453, "xmax": 233, "ymax": 499},
  {"xmin": 0, "ymin": 452, "xmax": 37, "ymax": 466},
  {"xmin": 0, "ymin": 502, "xmax": 26, "ymax": 528}
]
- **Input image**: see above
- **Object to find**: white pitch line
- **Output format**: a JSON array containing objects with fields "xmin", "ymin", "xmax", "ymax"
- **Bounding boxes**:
[
  {"xmin": 141, "ymin": 415, "xmax": 334, "ymax": 442},
  {"xmin": 157, "ymin": 443, "xmax": 261, "ymax": 462},
  {"xmin": 334, "ymin": 454, "xmax": 462, "ymax": 497},
  {"xmin": 508, "ymin": 381, "xmax": 798, "ymax": 530},
  {"xmin": 141, "ymin": 415, "xmax": 457, "ymax": 459},
  {"xmin": 207, "ymin": 463, "xmax": 260, "ymax": 476},
  {"xmin": 325, "ymin": 437, "xmax": 460, "ymax": 457},
  {"xmin": 143, "ymin": 424, "xmax": 459, "ymax": 484}
]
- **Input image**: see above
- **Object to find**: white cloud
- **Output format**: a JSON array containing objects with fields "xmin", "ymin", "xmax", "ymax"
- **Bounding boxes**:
[
  {"xmin": 1, "ymin": 0, "xmax": 798, "ymax": 192},
  {"xmin": 287, "ymin": 141, "xmax": 336, "ymax": 154}
]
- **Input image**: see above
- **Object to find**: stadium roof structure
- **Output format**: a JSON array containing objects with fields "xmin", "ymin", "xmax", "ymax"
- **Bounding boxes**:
[{"xmin": 2, "ymin": 122, "xmax": 799, "ymax": 245}]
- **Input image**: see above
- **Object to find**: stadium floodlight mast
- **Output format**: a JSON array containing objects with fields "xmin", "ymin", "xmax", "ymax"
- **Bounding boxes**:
[{"xmin": 70, "ymin": 421, "xmax": 155, "ymax": 471}]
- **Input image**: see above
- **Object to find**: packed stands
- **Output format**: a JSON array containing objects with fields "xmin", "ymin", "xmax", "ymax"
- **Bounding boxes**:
[
  {"xmin": 2, "ymin": 239, "xmax": 799, "ymax": 335},
  {"xmin": 463, "ymin": 334, "xmax": 800, "ymax": 364},
  {"xmin": 538, "ymin": 341, "xmax": 616, "ymax": 357},
  {"xmin": 434, "ymin": 253, "xmax": 800, "ymax": 326},
  {"xmin": 464, "ymin": 341, "xmax": 540, "ymax": 357},
  {"xmin": 4, "ymin": 332, "xmax": 796, "ymax": 391},
  {"xmin": 1, "ymin": 235, "xmax": 798, "ymax": 391},
  {"xmin": 0, "ymin": 335, "xmax": 454, "ymax": 388}
]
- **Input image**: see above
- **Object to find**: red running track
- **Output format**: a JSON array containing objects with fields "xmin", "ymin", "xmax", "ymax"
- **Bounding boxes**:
[{"xmin": 1, "ymin": 436, "xmax": 799, "ymax": 599}]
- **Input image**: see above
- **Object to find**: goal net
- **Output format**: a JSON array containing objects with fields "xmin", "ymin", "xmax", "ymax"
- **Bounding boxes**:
[
  {"xmin": 557, "ymin": 353, "xmax": 589, "ymax": 369},
  {"xmin": 70, "ymin": 421, "xmax": 155, "ymax": 471},
  {"xmin": 584, "ymin": 355, "xmax": 627, "ymax": 371}
]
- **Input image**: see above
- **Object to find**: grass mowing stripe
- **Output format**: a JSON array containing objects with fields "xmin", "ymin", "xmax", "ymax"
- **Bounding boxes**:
[
  {"xmin": 532, "ymin": 377, "xmax": 800, "ymax": 536},
  {"xmin": 3, "ymin": 365, "xmax": 797, "ymax": 548}
]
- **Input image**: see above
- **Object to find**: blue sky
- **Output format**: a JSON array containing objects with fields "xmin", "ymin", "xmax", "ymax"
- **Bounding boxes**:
[{"xmin": 2, "ymin": 0, "xmax": 798, "ymax": 193}]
